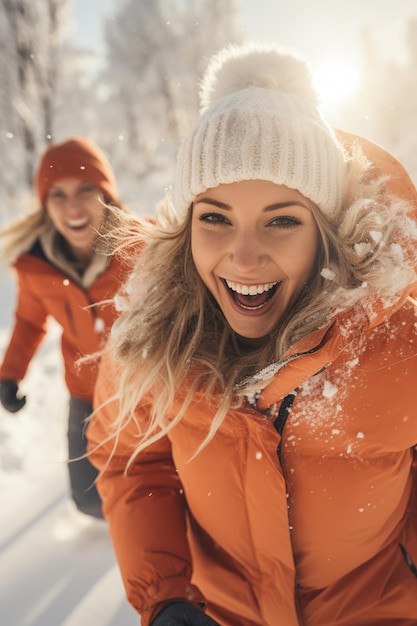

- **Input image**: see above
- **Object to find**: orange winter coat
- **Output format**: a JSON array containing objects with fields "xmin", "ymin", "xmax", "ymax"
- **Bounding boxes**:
[
  {"xmin": 0, "ymin": 245, "xmax": 134, "ymax": 402},
  {"xmin": 87, "ymin": 136, "xmax": 417, "ymax": 626},
  {"xmin": 89, "ymin": 295, "xmax": 417, "ymax": 626}
]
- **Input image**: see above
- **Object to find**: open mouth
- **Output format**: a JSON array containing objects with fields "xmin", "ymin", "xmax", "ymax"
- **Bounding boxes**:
[
  {"xmin": 67, "ymin": 217, "xmax": 89, "ymax": 230},
  {"xmin": 223, "ymin": 279, "xmax": 279, "ymax": 310}
]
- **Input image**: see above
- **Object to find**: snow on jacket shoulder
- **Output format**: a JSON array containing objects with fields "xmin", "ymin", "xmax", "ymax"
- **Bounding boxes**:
[
  {"xmin": 257, "ymin": 296, "xmax": 417, "ymax": 624},
  {"xmin": 0, "ymin": 247, "xmax": 135, "ymax": 402}
]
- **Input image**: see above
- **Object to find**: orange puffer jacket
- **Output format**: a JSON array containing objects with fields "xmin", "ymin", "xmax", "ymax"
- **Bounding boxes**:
[
  {"xmin": 87, "ymin": 136, "xmax": 417, "ymax": 626},
  {"xmin": 0, "ymin": 248, "xmax": 134, "ymax": 402},
  {"xmin": 89, "ymin": 294, "xmax": 417, "ymax": 626},
  {"xmin": 89, "ymin": 352, "xmax": 300, "ymax": 626}
]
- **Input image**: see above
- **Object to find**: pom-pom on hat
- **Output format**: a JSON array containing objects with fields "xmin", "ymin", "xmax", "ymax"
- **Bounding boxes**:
[
  {"xmin": 174, "ymin": 42, "xmax": 347, "ymax": 221},
  {"xmin": 36, "ymin": 137, "xmax": 118, "ymax": 206}
]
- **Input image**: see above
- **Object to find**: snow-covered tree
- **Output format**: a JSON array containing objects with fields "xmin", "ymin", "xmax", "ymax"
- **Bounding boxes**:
[
  {"xmin": 0, "ymin": 0, "xmax": 71, "ymax": 204},
  {"xmin": 99, "ymin": 0, "xmax": 241, "ymax": 206}
]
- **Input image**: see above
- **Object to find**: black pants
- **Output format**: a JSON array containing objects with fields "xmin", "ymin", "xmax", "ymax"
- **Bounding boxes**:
[{"xmin": 67, "ymin": 396, "xmax": 103, "ymax": 518}]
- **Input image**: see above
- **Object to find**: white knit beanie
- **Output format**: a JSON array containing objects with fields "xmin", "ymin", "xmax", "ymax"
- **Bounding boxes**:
[{"xmin": 174, "ymin": 42, "xmax": 347, "ymax": 221}]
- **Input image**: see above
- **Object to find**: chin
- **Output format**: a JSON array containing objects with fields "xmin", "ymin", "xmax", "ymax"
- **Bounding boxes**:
[{"xmin": 234, "ymin": 333, "xmax": 269, "ymax": 350}]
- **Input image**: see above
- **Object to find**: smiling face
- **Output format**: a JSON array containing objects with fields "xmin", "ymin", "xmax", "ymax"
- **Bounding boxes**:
[
  {"xmin": 45, "ymin": 178, "xmax": 106, "ymax": 261},
  {"xmin": 191, "ymin": 179, "xmax": 320, "ymax": 339}
]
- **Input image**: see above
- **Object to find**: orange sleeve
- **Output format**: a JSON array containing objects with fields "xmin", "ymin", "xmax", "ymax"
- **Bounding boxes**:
[
  {"xmin": 87, "ymin": 351, "xmax": 206, "ymax": 624},
  {"xmin": 0, "ymin": 265, "xmax": 48, "ymax": 381}
]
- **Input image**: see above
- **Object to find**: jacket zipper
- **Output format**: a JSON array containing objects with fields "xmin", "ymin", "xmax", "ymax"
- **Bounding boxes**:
[{"xmin": 400, "ymin": 543, "xmax": 417, "ymax": 578}]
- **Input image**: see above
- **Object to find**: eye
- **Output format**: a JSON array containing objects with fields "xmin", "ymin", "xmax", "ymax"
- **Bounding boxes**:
[
  {"xmin": 48, "ymin": 189, "xmax": 66, "ymax": 200},
  {"xmin": 78, "ymin": 184, "xmax": 95, "ymax": 195},
  {"xmin": 268, "ymin": 215, "xmax": 302, "ymax": 228},
  {"xmin": 198, "ymin": 212, "xmax": 231, "ymax": 226}
]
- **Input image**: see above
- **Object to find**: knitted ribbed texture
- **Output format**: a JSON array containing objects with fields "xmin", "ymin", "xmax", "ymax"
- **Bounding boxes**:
[{"xmin": 174, "ymin": 44, "xmax": 346, "ymax": 221}]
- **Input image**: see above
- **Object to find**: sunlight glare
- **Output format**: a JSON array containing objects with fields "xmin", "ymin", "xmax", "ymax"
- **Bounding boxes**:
[{"xmin": 313, "ymin": 59, "xmax": 360, "ymax": 104}]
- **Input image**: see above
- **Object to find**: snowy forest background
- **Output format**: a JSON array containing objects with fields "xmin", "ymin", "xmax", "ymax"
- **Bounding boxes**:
[
  {"xmin": 0, "ymin": 0, "xmax": 242, "ymax": 215},
  {"xmin": 1, "ymin": 0, "xmax": 417, "ymax": 220}
]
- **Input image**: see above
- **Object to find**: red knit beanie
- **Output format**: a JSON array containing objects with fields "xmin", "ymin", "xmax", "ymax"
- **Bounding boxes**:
[{"xmin": 36, "ymin": 137, "xmax": 118, "ymax": 205}]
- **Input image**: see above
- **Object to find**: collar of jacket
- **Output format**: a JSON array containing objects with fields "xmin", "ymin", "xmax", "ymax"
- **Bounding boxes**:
[
  {"xmin": 256, "ymin": 283, "xmax": 417, "ymax": 411},
  {"xmin": 39, "ymin": 225, "xmax": 110, "ymax": 288}
]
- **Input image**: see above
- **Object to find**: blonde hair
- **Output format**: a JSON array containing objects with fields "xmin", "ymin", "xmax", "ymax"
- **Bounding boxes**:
[
  {"xmin": 0, "ymin": 197, "xmax": 130, "ymax": 265},
  {"xmin": 107, "ymin": 149, "xmax": 417, "ymax": 463},
  {"xmin": 0, "ymin": 207, "xmax": 50, "ymax": 264}
]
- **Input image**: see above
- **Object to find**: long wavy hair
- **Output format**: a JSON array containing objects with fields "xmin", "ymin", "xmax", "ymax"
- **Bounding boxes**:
[
  {"xmin": 0, "ymin": 194, "xmax": 131, "ymax": 265},
  {"xmin": 104, "ymin": 148, "xmax": 417, "ymax": 461}
]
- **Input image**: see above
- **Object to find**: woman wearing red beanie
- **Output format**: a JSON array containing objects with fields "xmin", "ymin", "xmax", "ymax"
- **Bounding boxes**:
[{"xmin": 0, "ymin": 137, "xmax": 138, "ymax": 518}]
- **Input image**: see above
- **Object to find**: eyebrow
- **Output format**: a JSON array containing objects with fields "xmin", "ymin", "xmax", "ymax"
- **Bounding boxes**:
[{"xmin": 194, "ymin": 197, "xmax": 310, "ymax": 211}]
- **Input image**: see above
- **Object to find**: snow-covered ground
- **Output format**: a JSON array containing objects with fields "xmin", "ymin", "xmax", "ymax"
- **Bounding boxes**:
[{"xmin": 0, "ymin": 268, "xmax": 139, "ymax": 626}]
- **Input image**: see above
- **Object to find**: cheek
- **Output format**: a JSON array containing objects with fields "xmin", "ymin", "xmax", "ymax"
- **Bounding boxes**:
[
  {"xmin": 191, "ymin": 230, "xmax": 220, "ymax": 292},
  {"xmin": 280, "ymin": 230, "xmax": 318, "ymax": 281},
  {"xmin": 45, "ymin": 206, "xmax": 60, "ymax": 227},
  {"xmin": 90, "ymin": 202, "xmax": 106, "ymax": 227},
  {"xmin": 191, "ymin": 233, "xmax": 207, "ymax": 279},
  {"xmin": 299, "ymin": 233, "xmax": 320, "ymax": 280}
]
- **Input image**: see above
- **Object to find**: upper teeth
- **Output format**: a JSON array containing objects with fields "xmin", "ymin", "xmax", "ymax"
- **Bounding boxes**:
[
  {"xmin": 68, "ymin": 218, "xmax": 88, "ymax": 227},
  {"xmin": 225, "ymin": 280, "xmax": 277, "ymax": 295}
]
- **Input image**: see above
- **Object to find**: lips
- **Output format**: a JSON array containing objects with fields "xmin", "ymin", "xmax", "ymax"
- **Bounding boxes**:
[
  {"xmin": 66, "ymin": 217, "xmax": 89, "ymax": 230},
  {"xmin": 223, "ymin": 279, "xmax": 279, "ymax": 310}
]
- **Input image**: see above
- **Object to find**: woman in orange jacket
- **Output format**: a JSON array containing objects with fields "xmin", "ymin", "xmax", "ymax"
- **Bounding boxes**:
[
  {"xmin": 0, "ymin": 137, "xmax": 138, "ymax": 518},
  {"xmin": 87, "ymin": 43, "xmax": 417, "ymax": 624}
]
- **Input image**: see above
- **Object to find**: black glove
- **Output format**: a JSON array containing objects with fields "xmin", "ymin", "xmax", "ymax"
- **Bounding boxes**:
[
  {"xmin": 151, "ymin": 602, "xmax": 220, "ymax": 626},
  {"xmin": 0, "ymin": 379, "xmax": 26, "ymax": 413}
]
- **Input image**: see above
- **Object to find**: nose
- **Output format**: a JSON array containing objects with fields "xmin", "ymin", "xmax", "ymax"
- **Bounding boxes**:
[
  {"xmin": 229, "ymin": 229, "xmax": 267, "ymax": 272},
  {"xmin": 66, "ymin": 193, "xmax": 83, "ymax": 212}
]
